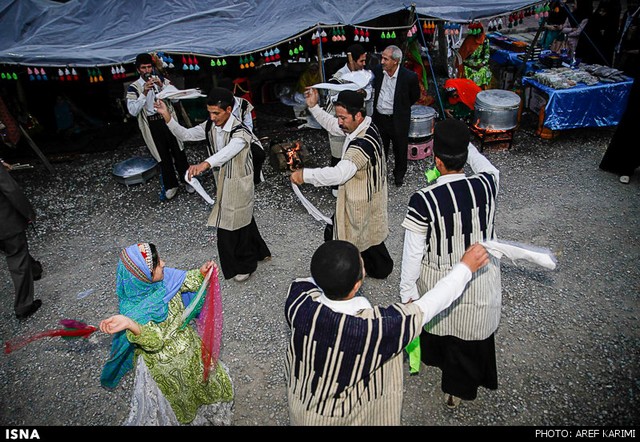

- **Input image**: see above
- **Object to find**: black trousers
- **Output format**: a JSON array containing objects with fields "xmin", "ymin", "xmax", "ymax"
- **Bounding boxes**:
[
  {"xmin": 0, "ymin": 231, "xmax": 38, "ymax": 315},
  {"xmin": 373, "ymin": 111, "xmax": 409, "ymax": 183},
  {"xmin": 420, "ymin": 331, "xmax": 498, "ymax": 401},
  {"xmin": 148, "ymin": 118, "xmax": 190, "ymax": 190},
  {"xmin": 217, "ymin": 217, "xmax": 271, "ymax": 280},
  {"xmin": 324, "ymin": 222, "xmax": 393, "ymax": 279}
]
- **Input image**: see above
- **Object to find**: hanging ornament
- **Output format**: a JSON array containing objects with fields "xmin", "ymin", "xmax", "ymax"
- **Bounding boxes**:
[
  {"xmin": 320, "ymin": 29, "xmax": 328, "ymax": 43},
  {"xmin": 27, "ymin": 67, "xmax": 34, "ymax": 81},
  {"xmin": 71, "ymin": 68, "xmax": 78, "ymax": 81},
  {"xmin": 354, "ymin": 28, "xmax": 360, "ymax": 41},
  {"xmin": 58, "ymin": 68, "xmax": 65, "ymax": 81}
]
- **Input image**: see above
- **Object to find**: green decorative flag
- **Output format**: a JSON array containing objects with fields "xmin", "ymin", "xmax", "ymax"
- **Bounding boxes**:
[{"xmin": 405, "ymin": 336, "xmax": 421, "ymax": 374}]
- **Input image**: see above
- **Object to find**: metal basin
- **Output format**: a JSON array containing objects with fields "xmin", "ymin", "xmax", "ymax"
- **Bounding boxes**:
[
  {"xmin": 408, "ymin": 105, "xmax": 438, "ymax": 140},
  {"xmin": 474, "ymin": 89, "xmax": 521, "ymax": 130}
]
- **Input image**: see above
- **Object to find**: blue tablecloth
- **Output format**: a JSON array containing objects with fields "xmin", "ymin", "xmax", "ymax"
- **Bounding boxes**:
[
  {"xmin": 491, "ymin": 48, "xmax": 538, "ymax": 73},
  {"xmin": 522, "ymin": 77, "xmax": 634, "ymax": 131}
]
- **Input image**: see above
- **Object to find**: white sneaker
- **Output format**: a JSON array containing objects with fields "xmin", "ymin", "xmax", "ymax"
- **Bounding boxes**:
[
  {"xmin": 165, "ymin": 187, "xmax": 178, "ymax": 200},
  {"xmin": 186, "ymin": 184, "xmax": 195, "ymax": 193},
  {"xmin": 234, "ymin": 273, "xmax": 251, "ymax": 282},
  {"xmin": 620, "ymin": 175, "xmax": 630, "ymax": 184}
]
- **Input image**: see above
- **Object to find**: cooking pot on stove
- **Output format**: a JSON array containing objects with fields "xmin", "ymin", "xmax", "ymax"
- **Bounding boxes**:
[
  {"xmin": 474, "ymin": 89, "xmax": 521, "ymax": 131},
  {"xmin": 408, "ymin": 105, "xmax": 438, "ymax": 140}
]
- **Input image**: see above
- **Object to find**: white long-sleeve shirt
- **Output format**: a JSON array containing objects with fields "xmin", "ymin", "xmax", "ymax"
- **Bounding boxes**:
[
  {"xmin": 166, "ymin": 115, "xmax": 245, "ymax": 168},
  {"xmin": 376, "ymin": 66, "xmax": 399, "ymax": 115},
  {"xmin": 127, "ymin": 77, "xmax": 170, "ymax": 117},
  {"xmin": 332, "ymin": 64, "xmax": 373, "ymax": 102},
  {"xmin": 308, "ymin": 261, "xmax": 472, "ymax": 327},
  {"xmin": 399, "ymin": 143, "xmax": 499, "ymax": 303},
  {"xmin": 303, "ymin": 105, "xmax": 375, "ymax": 187}
]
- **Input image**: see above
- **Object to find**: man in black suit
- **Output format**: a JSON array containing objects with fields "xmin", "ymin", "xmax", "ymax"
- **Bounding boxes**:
[
  {"xmin": 372, "ymin": 45, "xmax": 421, "ymax": 187},
  {"xmin": 0, "ymin": 160, "xmax": 43, "ymax": 319}
]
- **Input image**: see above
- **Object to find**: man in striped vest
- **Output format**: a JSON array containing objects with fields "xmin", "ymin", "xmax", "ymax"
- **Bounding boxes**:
[
  {"xmin": 399, "ymin": 118, "xmax": 501, "ymax": 409},
  {"xmin": 291, "ymin": 89, "xmax": 392, "ymax": 279},
  {"xmin": 285, "ymin": 239, "xmax": 489, "ymax": 425}
]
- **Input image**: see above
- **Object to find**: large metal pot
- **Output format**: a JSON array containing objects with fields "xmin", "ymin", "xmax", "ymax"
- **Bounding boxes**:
[
  {"xmin": 408, "ymin": 105, "xmax": 438, "ymax": 140},
  {"xmin": 474, "ymin": 90, "xmax": 521, "ymax": 130}
]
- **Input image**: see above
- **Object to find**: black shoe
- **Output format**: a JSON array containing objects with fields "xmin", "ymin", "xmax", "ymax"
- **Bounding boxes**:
[
  {"xmin": 16, "ymin": 300, "xmax": 42, "ymax": 320},
  {"xmin": 394, "ymin": 179, "xmax": 403, "ymax": 187}
]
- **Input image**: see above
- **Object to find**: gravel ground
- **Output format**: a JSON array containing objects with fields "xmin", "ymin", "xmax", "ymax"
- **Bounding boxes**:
[{"xmin": 0, "ymin": 103, "xmax": 638, "ymax": 429}]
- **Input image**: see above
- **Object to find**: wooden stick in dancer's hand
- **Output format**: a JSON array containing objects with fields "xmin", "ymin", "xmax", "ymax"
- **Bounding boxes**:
[{"xmin": 347, "ymin": 52, "xmax": 355, "ymax": 72}]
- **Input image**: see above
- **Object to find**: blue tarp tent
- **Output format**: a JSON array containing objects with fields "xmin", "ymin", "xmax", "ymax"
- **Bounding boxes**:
[{"xmin": 0, "ymin": 0, "xmax": 541, "ymax": 67}]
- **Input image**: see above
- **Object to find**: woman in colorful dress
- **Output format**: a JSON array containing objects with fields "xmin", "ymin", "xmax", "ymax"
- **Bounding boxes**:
[{"xmin": 99, "ymin": 242, "xmax": 234, "ymax": 425}]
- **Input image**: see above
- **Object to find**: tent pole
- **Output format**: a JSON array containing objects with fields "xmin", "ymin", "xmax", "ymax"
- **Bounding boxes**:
[
  {"xmin": 316, "ymin": 25, "xmax": 326, "ymax": 83},
  {"xmin": 514, "ymin": 17, "xmax": 546, "ymax": 90},
  {"xmin": 18, "ymin": 125, "xmax": 55, "ymax": 174},
  {"xmin": 402, "ymin": 4, "xmax": 417, "ymax": 56},
  {"xmin": 415, "ymin": 11, "xmax": 447, "ymax": 120}
]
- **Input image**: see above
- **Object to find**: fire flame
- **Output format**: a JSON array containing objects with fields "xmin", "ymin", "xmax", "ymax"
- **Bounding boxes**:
[
  {"xmin": 285, "ymin": 142, "xmax": 302, "ymax": 171},
  {"xmin": 472, "ymin": 120, "xmax": 512, "ymax": 134}
]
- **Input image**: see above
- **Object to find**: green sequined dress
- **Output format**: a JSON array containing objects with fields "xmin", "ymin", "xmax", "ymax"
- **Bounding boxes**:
[{"xmin": 124, "ymin": 269, "xmax": 234, "ymax": 425}]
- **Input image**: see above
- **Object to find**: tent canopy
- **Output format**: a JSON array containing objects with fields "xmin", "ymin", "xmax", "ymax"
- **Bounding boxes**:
[{"xmin": 0, "ymin": 0, "xmax": 541, "ymax": 67}]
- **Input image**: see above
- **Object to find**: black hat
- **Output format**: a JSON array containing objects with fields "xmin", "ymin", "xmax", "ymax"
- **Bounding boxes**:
[
  {"xmin": 346, "ymin": 43, "xmax": 366, "ymax": 61},
  {"xmin": 135, "ymin": 53, "xmax": 153, "ymax": 67},
  {"xmin": 310, "ymin": 240, "xmax": 362, "ymax": 300},
  {"xmin": 433, "ymin": 119, "xmax": 470, "ymax": 157},
  {"xmin": 336, "ymin": 90, "xmax": 364, "ymax": 111}
]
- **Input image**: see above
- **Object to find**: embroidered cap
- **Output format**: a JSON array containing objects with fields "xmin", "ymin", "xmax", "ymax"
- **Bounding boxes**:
[{"xmin": 137, "ymin": 243, "xmax": 154, "ymax": 275}]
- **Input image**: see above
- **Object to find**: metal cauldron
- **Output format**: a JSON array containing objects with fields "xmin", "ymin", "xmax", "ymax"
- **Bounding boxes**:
[
  {"xmin": 474, "ymin": 90, "xmax": 521, "ymax": 131},
  {"xmin": 408, "ymin": 105, "xmax": 438, "ymax": 140}
]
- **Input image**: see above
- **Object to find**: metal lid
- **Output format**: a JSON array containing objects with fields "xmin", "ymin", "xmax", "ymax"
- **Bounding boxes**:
[
  {"xmin": 112, "ymin": 156, "xmax": 158, "ymax": 178},
  {"xmin": 475, "ymin": 90, "xmax": 521, "ymax": 110},
  {"xmin": 410, "ymin": 105, "xmax": 438, "ymax": 118}
]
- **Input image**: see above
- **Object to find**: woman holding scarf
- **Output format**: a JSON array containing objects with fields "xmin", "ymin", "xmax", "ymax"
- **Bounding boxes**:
[{"xmin": 99, "ymin": 243, "xmax": 234, "ymax": 425}]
